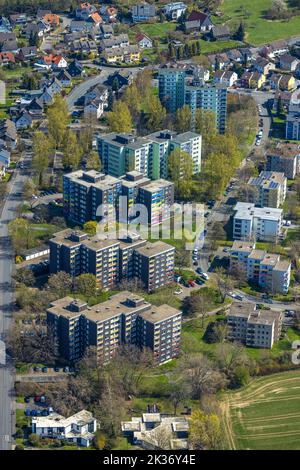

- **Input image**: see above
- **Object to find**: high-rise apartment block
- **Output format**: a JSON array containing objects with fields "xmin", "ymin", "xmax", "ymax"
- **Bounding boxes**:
[
  {"xmin": 229, "ymin": 241, "xmax": 291, "ymax": 294},
  {"xmin": 286, "ymin": 89, "xmax": 300, "ymax": 140},
  {"xmin": 248, "ymin": 171, "xmax": 287, "ymax": 208},
  {"xmin": 227, "ymin": 302, "xmax": 282, "ymax": 349},
  {"xmin": 49, "ymin": 229, "xmax": 175, "ymax": 292},
  {"xmin": 158, "ymin": 67, "xmax": 227, "ymax": 133},
  {"xmin": 63, "ymin": 170, "xmax": 174, "ymax": 226},
  {"xmin": 47, "ymin": 291, "xmax": 182, "ymax": 364},
  {"xmin": 97, "ymin": 130, "xmax": 202, "ymax": 179}
]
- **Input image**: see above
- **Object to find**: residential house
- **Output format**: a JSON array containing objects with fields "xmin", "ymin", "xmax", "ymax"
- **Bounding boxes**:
[
  {"xmin": 261, "ymin": 40, "xmax": 288, "ymax": 59},
  {"xmin": 214, "ymin": 70, "xmax": 238, "ymax": 87},
  {"xmin": 84, "ymin": 84, "xmax": 108, "ymax": 119},
  {"xmin": 122, "ymin": 414, "xmax": 189, "ymax": 449},
  {"xmin": 269, "ymin": 73, "xmax": 295, "ymax": 91},
  {"xmin": 32, "ymin": 410, "xmax": 97, "ymax": 447},
  {"xmin": 266, "ymin": 141, "xmax": 300, "ymax": 179},
  {"xmin": 99, "ymin": 34, "xmax": 129, "ymax": 51},
  {"xmin": 100, "ymin": 6, "xmax": 118, "ymax": 23},
  {"xmin": 75, "ymin": 2, "xmax": 97, "ymax": 20},
  {"xmin": 15, "ymin": 110, "xmax": 33, "ymax": 130},
  {"xmin": 41, "ymin": 54, "xmax": 68, "ymax": 69},
  {"xmin": 0, "ymin": 147, "xmax": 10, "ymax": 167},
  {"xmin": 207, "ymin": 52, "xmax": 230, "ymax": 70},
  {"xmin": 69, "ymin": 20, "xmax": 96, "ymax": 34},
  {"xmin": 9, "ymin": 14, "xmax": 28, "ymax": 26},
  {"xmin": 15, "ymin": 46, "xmax": 38, "ymax": 62},
  {"xmin": 99, "ymin": 24, "xmax": 113, "ymax": 39},
  {"xmin": 209, "ymin": 25, "xmax": 230, "ymax": 41},
  {"xmin": 103, "ymin": 45, "xmax": 140, "ymax": 64},
  {"xmin": 227, "ymin": 48, "xmax": 243, "ymax": 64},
  {"xmin": 131, "ymin": 3, "xmax": 157, "ymax": 22},
  {"xmin": 241, "ymin": 71, "xmax": 265, "ymax": 89},
  {"xmin": 279, "ymin": 54, "xmax": 299, "ymax": 72},
  {"xmin": 0, "ymin": 52, "xmax": 15, "ymax": 65},
  {"xmin": 25, "ymin": 97, "xmax": 44, "ymax": 118},
  {"xmin": 0, "ymin": 32, "xmax": 18, "ymax": 52},
  {"xmin": 0, "ymin": 119, "xmax": 17, "ymax": 149},
  {"xmin": 43, "ymin": 13, "xmax": 60, "ymax": 28},
  {"xmin": 67, "ymin": 59, "xmax": 84, "ymax": 77},
  {"xmin": 106, "ymin": 70, "xmax": 134, "ymax": 89},
  {"xmin": 136, "ymin": 33, "xmax": 153, "ymax": 48},
  {"xmin": 185, "ymin": 10, "xmax": 213, "ymax": 32},
  {"xmin": 248, "ymin": 171, "xmax": 287, "ymax": 208},
  {"xmin": 253, "ymin": 57, "xmax": 275, "ymax": 76},
  {"xmin": 56, "ymin": 69, "xmax": 72, "ymax": 87},
  {"xmin": 162, "ymin": 2, "xmax": 187, "ymax": 20},
  {"xmin": 273, "ymin": 90, "xmax": 291, "ymax": 112},
  {"xmin": 23, "ymin": 21, "xmax": 49, "ymax": 39},
  {"xmin": 0, "ymin": 17, "xmax": 12, "ymax": 33}
]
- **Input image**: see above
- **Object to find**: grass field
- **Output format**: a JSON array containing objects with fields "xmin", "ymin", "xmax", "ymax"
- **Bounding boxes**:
[
  {"xmin": 219, "ymin": 0, "xmax": 300, "ymax": 45},
  {"xmin": 223, "ymin": 370, "xmax": 300, "ymax": 450}
]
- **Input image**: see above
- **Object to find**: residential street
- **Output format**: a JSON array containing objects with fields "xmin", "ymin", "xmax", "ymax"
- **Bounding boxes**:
[{"xmin": 0, "ymin": 152, "xmax": 31, "ymax": 450}]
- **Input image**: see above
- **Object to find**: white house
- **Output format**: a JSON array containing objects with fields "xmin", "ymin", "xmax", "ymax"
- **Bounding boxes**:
[
  {"xmin": 84, "ymin": 97, "xmax": 104, "ymax": 119},
  {"xmin": 31, "ymin": 410, "xmax": 97, "ymax": 447},
  {"xmin": 136, "ymin": 33, "xmax": 153, "ymax": 48},
  {"xmin": 15, "ymin": 111, "xmax": 33, "ymax": 130},
  {"xmin": 214, "ymin": 70, "xmax": 238, "ymax": 87},
  {"xmin": 162, "ymin": 2, "xmax": 187, "ymax": 20},
  {"xmin": 0, "ymin": 148, "xmax": 10, "ymax": 167}
]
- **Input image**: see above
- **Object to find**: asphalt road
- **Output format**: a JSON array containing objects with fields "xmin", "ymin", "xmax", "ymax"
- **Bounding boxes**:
[
  {"xmin": 66, "ymin": 66, "xmax": 141, "ymax": 110},
  {"xmin": 0, "ymin": 153, "xmax": 31, "ymax": 450}
]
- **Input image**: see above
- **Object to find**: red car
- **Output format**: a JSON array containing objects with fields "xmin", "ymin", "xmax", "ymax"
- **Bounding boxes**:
[{"xmin": 188, "ymin": 280, "xmax": 195, "ymax": 287}]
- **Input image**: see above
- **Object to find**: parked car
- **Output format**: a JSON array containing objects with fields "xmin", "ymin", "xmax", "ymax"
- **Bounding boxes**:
[{"xmin": 201, "ymin": 272, "xmax": 209, "ymax": 280}]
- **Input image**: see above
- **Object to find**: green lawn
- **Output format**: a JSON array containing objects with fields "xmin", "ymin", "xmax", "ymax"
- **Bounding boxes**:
[
  {"xmin": 224, "ymin": 370, "xmax": 300, "ymax": 449},
  {"xmin": 198, "ymin": 39, "xmax": 242, "ymax": 54},
  {"xmin": 219, "ymin": 0, "xmax": 300, "ymax": 45},
  {"xmin": 130, "ymin": 22, "xmax": 177, "ymax": 41}
]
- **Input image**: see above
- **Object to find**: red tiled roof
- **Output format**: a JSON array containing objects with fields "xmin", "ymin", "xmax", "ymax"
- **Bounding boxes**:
[{"xmin": 187, "ymin": 10, "xmax": 208, "ymax": 22}]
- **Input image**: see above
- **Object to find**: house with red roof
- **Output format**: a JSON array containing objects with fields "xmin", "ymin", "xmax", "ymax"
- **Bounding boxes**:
[
  {"xmin": 185, "ymin": 10, "xmax": 213, "ymax": 32},
  {"xmin": 0, "ymin": 52, "xmax": 15, "ymax": 65},
  {"xmin": 41, "ymin": 54, "xmax": 68, "ymax": 69},
  {"xmin": 43, "ymin": 13, "xmax": 60, "ymax": 28}
]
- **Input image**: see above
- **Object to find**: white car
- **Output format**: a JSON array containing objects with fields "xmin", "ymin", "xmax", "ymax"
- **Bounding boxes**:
[
  {"xmin": 174, "ymin": 289, "xmax": 183, "ymax": 295},
  {"xmin": 201, "ymin": 272, "xmax": 209, "ymax": 280}
]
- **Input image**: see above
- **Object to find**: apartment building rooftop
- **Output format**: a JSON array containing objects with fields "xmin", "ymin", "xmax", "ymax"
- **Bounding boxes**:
[
  {"xmin": 48, "ymin": 292, "xmax": 152, "ymax": 323},
  {"xmin": 228, "ymin": 301, "xmax": 255, "ymax": 318},
  {"xmin": 261, "ymin": 253, "xmax": 280, "ymax": 266},
  {"xmin": 120, "ymin": 171, "xmax": 150, "ymax": 188},
  {"xmin": 135, "ymin": 240, "xmax": 175, "ymax": 258},
  {"xmin": 249, "ymin": 171, "xmax": 286, "ymax": 189},
  {"xmin": 64, "ymin": 169, "xmax": 120, "ymax": 190},
  {"xmin": 234, "ymin": 202, "xmax": 282, "ymax": 221},
  {"xmin": 274, "ymin": 259, "xmax": 291, "ymax": 271},
  {"xmin": 267, "ymin": 141, "xmax": 300, "ymax": 159},
  {"xmin": 231, "ymin": 240, "xmax": 256, "ymax": 252},
  {"xmin": 140, "ymin": 179, "xmax": 173, "ymax": 192},
  {"xmin": 50, "ymin": 229, "xmax": 119, "ymax": 251},
  {"xmin": 248, "ymin": 249, "xmax": 266, "ymax": 260},
  {"xmin": 139, "ymin": 304, "xmax": 181, "ymax": 323}
]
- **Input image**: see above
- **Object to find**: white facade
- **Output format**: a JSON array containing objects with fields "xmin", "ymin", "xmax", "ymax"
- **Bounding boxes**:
[
  {"xmin": 31, "ymin": 410, "xmax": 97, "ymax": 447},
  {"xmin": 162, "ymin": 2, "xmax": 187, "ymax": 19},
  {"xmin": 233, "ymin": 202, "xmax": 282, "ymax": 242}
]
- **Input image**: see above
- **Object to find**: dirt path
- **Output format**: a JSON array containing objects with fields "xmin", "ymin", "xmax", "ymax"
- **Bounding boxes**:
[{"xmin": 221, "ymin": 397, "xmax": 236, "ymax": 450}]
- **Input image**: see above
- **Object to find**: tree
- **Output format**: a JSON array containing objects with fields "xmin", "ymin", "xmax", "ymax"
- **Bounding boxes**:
[
  {"xmin": 175, "ymin": 105, "xmax": 192, "ymax": 133},
  {"xmin": 47, "ymin": 95, "xmax": 69, "ymax": 150},
  {"xmin": 74, "ymin": 273, "xmax": 97, "ymax": 298},
  {"xmin": 86, "ymin": 150, "xmax": 101, "ymax": 171},
  {"xmin": 94, "ymin": 430, "xmax": 106, "ymax": 450},
  {"xmin": 234, "ymin": 22, "xmax": 245, "ymax": 41},
  {"xmin": 214, "ymin": 267, "xmax": 234, "ymax": 303},
  {"xmin": 168, "ymin": 148, "xmax": 193, "ymax": 188},
  {"xmin": 28, "ymin": 433, "xmax": 41, "ymax": 448},
  {"xmin": 13, "ymin": 267, "xmax": 35, "ymax": 287},
  {"xmin": 122, "ymin": 83, "xmax": 141, "ymax": 121},
  {"xmin": 83, "ymin": 221, "xmax": 98, "ymax": 236},
  {"xmin": 189, "ymin": 409, "xmax": 222, "ymax": 450},
  {"xmin": 23, "ymin": 179, "xmax": 37, "ymax": 205},
  {"xmin": 32, "ymin": 131, "xmax": 51, "ymax": 186},
  {"xmin": 62, "ymin": 130, "xmax": 82, "ymax": 170},
  {"xmin": 145, "ymin": 94, "xmax": 166, "ymax": 132},
  {"xmin": 9, "ymin": 218, "xmax": 33, "ymax": 253},
  {"xmin": 194, "ymin": 109, "xmax": 217, "ymax": 159},
  {"xmin": 107, "ymin": 101, "xmax": 132, "ymax": 133},
  {"xmin": 47, "ymin": 272, "xmax": 73, "ymax": 298},
  {"xmin": 183, "ymin": 291, "xmax": 210, "ymax": 327}
]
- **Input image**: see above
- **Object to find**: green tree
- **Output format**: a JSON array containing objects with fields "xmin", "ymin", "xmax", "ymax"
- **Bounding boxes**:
[
  {"xmin": 86, "ymin": 150, "xmax": 101, "ymax": 171},
  {"xmin": 107, "ymin": 101, "xmax": 133, "ymax": 133},
  {"xmin": 175, "ymin": 105, "xmax": 192, "ymax": 133},
  {"xmin": 47, "ymin": 95, "xmax": 69, "ymax": 150},
  {"xmin": 168, "ymin": 148, "xmax": 193, "ymax": 197},
  {"xmin": 47, "ymin": 272, "xmax": 73, "ymax": 298},
  {"xmin": 83, "ymin": 221, "xmax": 98, "ymax": 236},
  {"xmin": 75, "ymin": 273, "xmax": 97, "ymax": 297},
  {"xmin": 9, "ymin": 218, "xmax": 33, "ymax": 252},
  {"xmin": 189, "ymin": 409, "xmax": 222, "ymax": 450},
  {"xmin": 122, "ymin": 83, "xmax": 141, "ymax": 120},
  {"xmin": 32, "ymin": 131, "xmax": 51, "ymax": 186},
  {"xmin": 235, "ymin": 22, "xmax": 245, "ymax": 41},
  {"xmin": 62, "ymin": 130, "xmax": 82, "ymax": 170},
  {"xmin": 145, "ymin": 94, "xmax": 167, "ymax": 132}
]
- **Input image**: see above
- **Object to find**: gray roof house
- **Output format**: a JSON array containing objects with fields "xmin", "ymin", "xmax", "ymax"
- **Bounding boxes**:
[{"xmin": 131, "ymin": 3, "xmax": 156, "ymax": 23}]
